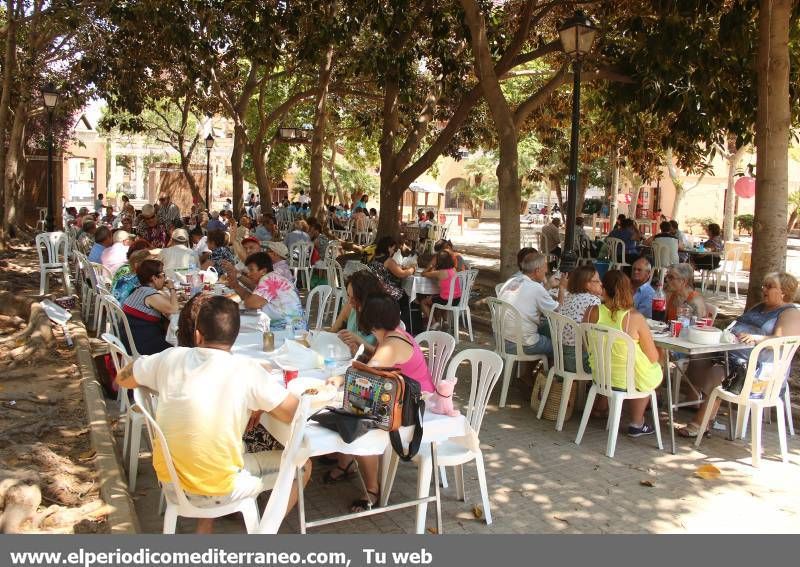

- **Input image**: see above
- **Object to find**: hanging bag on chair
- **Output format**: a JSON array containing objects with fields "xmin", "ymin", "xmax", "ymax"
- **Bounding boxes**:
[{"xmin": 340, "ymin": 360, "xmax": 425, "ymax": 461}]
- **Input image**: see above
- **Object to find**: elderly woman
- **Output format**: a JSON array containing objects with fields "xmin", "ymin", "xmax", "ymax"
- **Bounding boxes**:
[
  {"xmin": 559, "ymin": 264, "xmax": 602, "ymax": 372},
  {"xmin": 330, "ymin": 269, "xmax": 384, "ymax": 356},
  {"xmin": 583, "ymin": 270, "xmax": 662, "ymax": 436},
  {"xmin": 121, "ymin": 258, "xmax": 178, "ymax": 355},
  {"xmin": 225, "ymin": 252, "xmax": 305, "ymax": 332},
  {"xmin": 694, "ymin": 222, "xmax": 724, "ymax": 271},
  {"xmin": 664, "ymin": 263, "xmax": 707, "ymax": 322},
  {"xmin": 325, "ymin": 294, "xmax": 434, "ymax": 512},
  {"xmin": 678, "ymin": 272, "xmax": 800, "ymax": 437}
]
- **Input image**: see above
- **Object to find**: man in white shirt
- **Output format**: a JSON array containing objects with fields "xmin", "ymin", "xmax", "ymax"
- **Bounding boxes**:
[
  {"xmin": 116, "ymin": 296, "xmax": 310, "ymax": 533},
  {"xmin": 296, "ymin": 190, "xmax": 311, "ymax": 205},
  {"xmin": 498, "ymin": 252, "xmax": 565, "ymax": 355},
  {"xmin": 100, "ymin": 229, "xmax": 133, "ymax": 276},
  {"xmin": 159, "ymin": 228, "xmax": 198, "ymax": 279},
  {"xmin": 540, "ymin": 217, "xmax": 562, "ymax": 256}
]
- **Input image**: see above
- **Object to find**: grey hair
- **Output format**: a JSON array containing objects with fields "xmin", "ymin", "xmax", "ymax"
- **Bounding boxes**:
[
  {"xmin": 672, "ymin": 263, "xmax": 694, "ymax": 285},
  {"xmin": 520, "ymin": 251, "xmax": 547, "ymax": 274},
  {"xmin": 633, "ymin": 257, "xmax": 652, "ymax": 271}
]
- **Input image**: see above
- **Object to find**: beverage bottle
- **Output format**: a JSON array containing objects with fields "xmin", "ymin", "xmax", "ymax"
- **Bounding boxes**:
[
  {"xmin": 188, "ymin": 262, "xmax": 201, "ymax": 296},
  {"xmin": 651, "ymin": 285, "xmax": 666, "ymax": 322},
  {"xmin": 677, "ymin": 303, "xmax": 693, "ymax": 337},
  {"xmin": 324, "ymin": 344, "xmax": 337, "ymax": 378}
]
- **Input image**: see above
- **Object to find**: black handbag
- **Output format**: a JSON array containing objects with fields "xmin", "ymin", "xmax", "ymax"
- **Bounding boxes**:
[
  {"xmin": 389, "ymin": 375, "xmax": 425, "ymax": 462},
  {"xmin": 310, "ymin": 408, "xmax": 379, "ymax": 443},
  {"xmin": 721, "ymin": 360, "xmax": 748, "ymax": 395}
]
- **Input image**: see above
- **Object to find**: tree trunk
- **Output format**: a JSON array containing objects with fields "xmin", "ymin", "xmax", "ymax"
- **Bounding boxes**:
[
  {"xmin": 3, "ymin": 100, "xmax": 27, "ymax": 239},
  {"xmin": 376, "ymin": 182, "xmax": 403, "ymax": 241},
  {"xmin": 577, "ymin": 170, "xmax": 589, "ymax": 218},
  {"xmin": 178, "ymin": 154, "xmax": 203, "ymax": 206},
  {"xmin": 552, "ymin": 176, "xmax": 564, "ymax": 211},
  {"xmin": 230, "ymin": 123, "xmax": 246, "ymax": 218},
  {"xmin": 609, "ymin": 144, "xmax": 620, "ymax": 224},
  {"xmin": 327, "ymin": 139, "xmax": 347, "ymax": 206},
  {"xmin": 722, "ymin": 144, "xmax": 746, "ymax": 242},
  {"xmin": 460, "ymin": 0, "xmax": 520, "ymax": 278},
  {"xmin": 748, "ymin": 0, "xmax": 791, "ymax": 308},
  {"xmin": 787, "ymin": 209, "xmax": 798, "ymax": 232},
  {"xmin": 0, "ymin": 0, "xmax": 18, "ymax": 247},
  {"xmin": 309, "ymin": 45, "xmax": 335, "ymax": 223},
  {"xmin": 250, "ymin": 138, "xmax": 273, "ymax": 209}
]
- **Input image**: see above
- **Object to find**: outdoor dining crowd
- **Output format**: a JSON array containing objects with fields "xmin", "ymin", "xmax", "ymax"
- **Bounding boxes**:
[{"xmin": 50, "ymin": 192, "xmax": 799, "ymax": 534}]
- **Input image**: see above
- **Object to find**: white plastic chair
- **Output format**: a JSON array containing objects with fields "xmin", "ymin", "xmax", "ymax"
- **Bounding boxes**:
[
  {"xmin": 35, "ymin": 208, "xmax": 47, "ymax": 232},
  {"xmin": 538, "ymin": 310, "xmax": 592, "ymax": 431},
  {"xmin": 695, "ymin": 336, "xmax": 800, "ymax": 467},
  {"xmin": 494, "ymin": 282, "xmax": 504, "ymax": 297},
  {"xmin": 256, "ymin": 395, "xmax": 312, "ymax": 533},
  {"xmin": 381, "ymin": 349, "xmax": 504, "ymax": 525},
  {"xmin": 288, "ymin": 241, "xmax": 313, "ymax": 291},
  {"xmin": 101, "ymin": 332, "xmax": 148, "ymax": 492},
  {"xmin": 326, "ymin": 261, "xmax": 347, "ymax": 325},
  {"xmin": 132, "ymin": 388, "xmax": 263, "ymax": 534},
  {"xmin": 606, "ymin": 237, "xmax": 630, "ymax": 272},
  {"xmin": 651, "ymin": 239, "xmax": 678, "ymax": 286},
  {"xmin": 35, "ymin": 231, "xmax": 72, "ymax": 296},
  {"xmin": 427, "ymin": 269, "xmax": 477, "ymax": 344},
  {"xmin": 414, "ymin": 331, "xmax": 456, "ymax": 387},
  {"xmin": 487, "ymin": 297, "xmax": 549, "ymax": 408},
  {"xmin": 101, "ymin": 294, "xmax": 140, "ymax": 359},
  {"xmin": 304, "ymin": 284, "xmax": 332, "ymax": 330},
  {"xmin": 575, "ymin": 323, "xmax": 663, "ymax": 458},
  {"xmin": 712, "ymin": 246, "xmax": 746, "ymax": 299}
]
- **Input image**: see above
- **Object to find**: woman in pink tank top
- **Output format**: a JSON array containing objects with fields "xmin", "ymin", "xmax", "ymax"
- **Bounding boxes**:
[{"xmin": 323, "ymin": 294, "xmax": 434, "ymax": 514}]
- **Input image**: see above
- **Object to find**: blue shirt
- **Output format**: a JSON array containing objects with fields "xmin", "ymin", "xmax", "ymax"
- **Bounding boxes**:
[
  {"xmin": 633, "ymin": 282, "xmax": 655, "ymax": 318},
  {"xmin": 88, "ymin": 243, "xmax": 106, "ymax": 263},
  {"xmin": 609, "ymin": 227, "xmax": 638, "ymax": 255}
]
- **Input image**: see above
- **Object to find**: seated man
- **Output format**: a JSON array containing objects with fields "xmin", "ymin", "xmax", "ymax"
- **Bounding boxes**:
[
  {"xmin": 116, "ymin": 296, "xmax": 310, "ymax": 533},
  {"xmin": 498, "ymin": 252, "xmax": 565, "ymax": 356},
  {"xmin": 88, "ymin": 225, "xmax": 113, "ymax": 263},
  {"xmin": 608, "ymin": 218, "xmax": 641, "ymax": 264}
]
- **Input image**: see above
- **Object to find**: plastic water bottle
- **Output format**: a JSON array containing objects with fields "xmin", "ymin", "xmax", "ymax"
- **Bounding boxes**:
[
  {"xmin": 324, "ymin": 344, "xmax": 337, "ymax": 378},
  {"xmin": 188, "ymin": 262, "xmax": 201, "ymax": 296}
]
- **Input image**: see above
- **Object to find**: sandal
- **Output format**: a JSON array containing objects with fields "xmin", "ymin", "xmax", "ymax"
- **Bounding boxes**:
[
  {"xmin": 350, "ymin": 490, "xmax": 380, "ymax": 513},
  {"xmin": 676, "ymin": 423, "xmax": 710, "ymax": 438},
  {"xmin": 322, "ymin": 459, "xmax": 356, "ymax": 484}
]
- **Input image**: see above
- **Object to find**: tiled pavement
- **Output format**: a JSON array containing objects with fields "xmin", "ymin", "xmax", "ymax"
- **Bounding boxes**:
[{"xmin": 129, "ymin": 329, "xmax": 800, "ymax": 534}]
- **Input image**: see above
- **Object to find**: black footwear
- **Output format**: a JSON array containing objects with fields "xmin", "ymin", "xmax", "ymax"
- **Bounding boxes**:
[
  {"xmin": 350, "ymin": 490, "xmax": 380, "ymax": 513},
  {"xmin": 322, "ymin": 459, "xmax": 356, "ymax": 484}
]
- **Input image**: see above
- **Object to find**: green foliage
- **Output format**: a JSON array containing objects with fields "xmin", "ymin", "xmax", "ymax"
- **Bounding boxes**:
[
  {"xmin": 452, "ymin": 154, "xmax": 499, "ymax": 219},
  {"xmin": 582, "ymin": 198, "xmax": 603, "ymax": 215},
  {"xmin": 735, "ymin": 214, "xmax": 755, "ymax": 235}
]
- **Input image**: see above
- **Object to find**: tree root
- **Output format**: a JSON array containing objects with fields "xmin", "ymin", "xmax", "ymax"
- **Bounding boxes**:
[{"xmin": 0, "ymin": 304, "xmax": 55, "ymax": 367}]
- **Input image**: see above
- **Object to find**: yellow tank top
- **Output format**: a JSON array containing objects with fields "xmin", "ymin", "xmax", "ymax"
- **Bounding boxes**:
[{"xmin": 595, "ymin": 304, "xmax": 663, "ymax": 391}]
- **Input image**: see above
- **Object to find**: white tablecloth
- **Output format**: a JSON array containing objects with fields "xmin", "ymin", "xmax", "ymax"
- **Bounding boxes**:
[{"xmin": 403, "ymin": 274, "xmax": 439, "ymax": 304}]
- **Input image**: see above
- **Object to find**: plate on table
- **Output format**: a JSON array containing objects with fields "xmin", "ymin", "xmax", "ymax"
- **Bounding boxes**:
[
  {"xmin": 646, "ymin": 319, "xmax": 668, "ymax": 332},
  {"xmin": 286, "ymin": 377, "xmax": 337, "ymax": 407}
]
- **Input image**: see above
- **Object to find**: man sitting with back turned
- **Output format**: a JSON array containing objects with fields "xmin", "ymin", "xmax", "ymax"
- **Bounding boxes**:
[{"xmin": 116, "ymin": 296, "xmax": 311, "ymax": 533}]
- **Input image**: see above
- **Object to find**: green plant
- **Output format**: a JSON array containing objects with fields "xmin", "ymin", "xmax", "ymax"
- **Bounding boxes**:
[{"xmin": 735, "ymin": 214, "xmax": 754, "ymax": 235}]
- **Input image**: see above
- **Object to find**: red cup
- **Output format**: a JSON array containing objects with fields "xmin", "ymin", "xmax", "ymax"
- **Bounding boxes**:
[
  {"xmin": 698, "ymin": 317, "xmax": 712, "ymax": 328},
  {"xmin": 283, "ymin": 366, "xmax": 299, "ymax": 384},
  {"xmin": 669, "ymin": 320, "xmax": 683, "ymax": 337}
]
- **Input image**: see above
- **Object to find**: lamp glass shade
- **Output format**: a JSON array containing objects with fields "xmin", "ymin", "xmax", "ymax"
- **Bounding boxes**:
[
  {"xmin": 279, "ymin": 127, "xmax": 294, "ymax": 139},
  {"xmin": 734, "ymin": 176, "xmax": 756, "ymax": 199},
  {"xmin": 205, "ymin": 134, "xmax": 215, "ymax": 150},
  {"xmin": 41, "ymin": 84, "xmax": 60, "ymax": 109},
  {"xmin": 558, "ymin": 12, "xmax": 597, "ymax": 57}
]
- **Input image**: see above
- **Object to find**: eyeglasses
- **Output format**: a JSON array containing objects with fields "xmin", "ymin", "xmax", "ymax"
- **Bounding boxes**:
[
  {"xmin": 156, "ymin": 272, "xmax": 166, "ymax": 278},
  {"xmin": 158, "ymin": 197, "xmax": 167, "ymax": 201},
  {"xmin": 762, "ymin": 283, "xmax": 777, "ymax": 290},
  {"xmin": 664, "ymin": 274, "xmax": 677, "ymax": 280}
]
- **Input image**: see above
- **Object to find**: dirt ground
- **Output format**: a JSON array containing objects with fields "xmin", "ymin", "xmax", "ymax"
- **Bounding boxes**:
[{"xmin": 0, "ymin": 243, "xmax": 109, "ymax": 533}]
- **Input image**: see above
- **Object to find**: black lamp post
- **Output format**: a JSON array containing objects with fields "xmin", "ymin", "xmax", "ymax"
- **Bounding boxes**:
[
  {"xmin": 205, "ymin": 133, "xmax": 214, "ymax": 210},
  {"xmin": 41, "ymin": 83, "xmax": 60, "ymax": 232},
  {"xmin": 558, "ymin": 11, "xmax": 597, "ymax": 270}
]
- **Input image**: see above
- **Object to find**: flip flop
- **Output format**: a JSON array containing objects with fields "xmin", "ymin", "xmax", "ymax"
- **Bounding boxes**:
[
  {"xmin": 322, "ymin": 459, "xmax": 356, "ymax": 484},
  {"xmin": 351, "ymin": 490, "xmax": 380, "ymax": 513}
]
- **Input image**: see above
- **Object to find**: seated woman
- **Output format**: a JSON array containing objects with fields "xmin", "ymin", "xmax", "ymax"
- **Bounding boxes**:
[
  {"xmin": 113, "ymin": 248, "xmax": 153, "ymax": 304},
  {"xmin": 558, "ymin": 264, "xmax": 602, "ymax": 372},
  {"xmin": 434, "ymin": 239, "xmax": 467, "ymax": 271},
  {"xmin": 693, "ymin": 222, "xmax": 724, "ymax": 271},
  {"xmin": 664, "ymin": 263, "xmax": 707, "ymax": 322},
  {"xmin": 324, "ymin": 294, "xmax": 434, "ymax": 511},
  {"xmin": 122, "ymin": 258, "xmax": 178, "ymax": 355},
  {"xmin": 583, "ymin": 270, "xmax": 662, "ymax": 436},
  {"xmin": 368, "ymin": 236, "xmax": 415, "ymax": 327},
  {"xmin": 225, "ymin": 252, "xmax": 306, "ymax": 333},
  {"xmin": 420, "ymin": 250, "xmax": 462, "ymax": 328},
  {"xmin": 678, "ymin": 272, "xmax": 800, "ymax": 437},
  {"xmin": 329, "ymin": 270, "xmax": 383, "ymax": 356}
]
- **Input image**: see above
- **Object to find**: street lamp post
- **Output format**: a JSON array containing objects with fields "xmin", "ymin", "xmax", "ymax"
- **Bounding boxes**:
[
  {"xmin": 205, "ymin": 133, "xmax": 214, "ymax": 210},
  {"xmin": 41, "ymin": 83, "xmax": 60, "ymax": 232},
  {"xmin": 558, "ymin": 11, "xmax": 597, "ymax": 270}
]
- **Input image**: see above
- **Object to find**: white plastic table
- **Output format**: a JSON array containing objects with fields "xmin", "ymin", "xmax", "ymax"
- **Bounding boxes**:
[
  {"xmin": 653, "ymin": 333, "xmax": 751, "ymax": 454},
  {"xmin": 402, "ymin": 274, "xmax": 439, "ymax": 304},
  {"xmin": 261, "ymin": 409, "xmax": 471, "ymax": 534}
]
